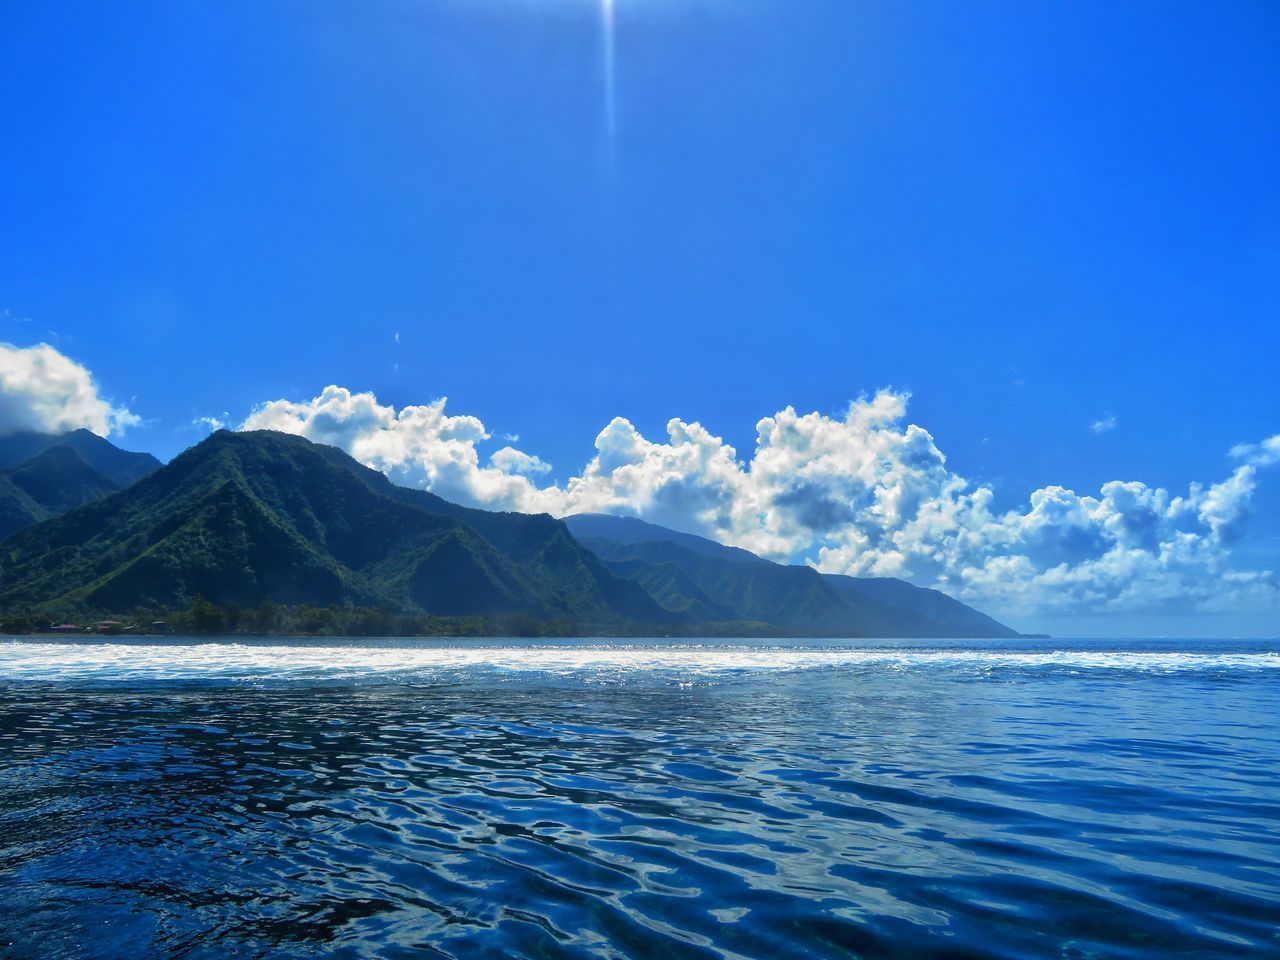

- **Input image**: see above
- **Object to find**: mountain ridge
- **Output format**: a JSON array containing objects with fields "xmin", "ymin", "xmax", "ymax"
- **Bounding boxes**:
[
  {"xmin": 563, "ymin": 513, "xmax": 1018, "ymax": 638},
  {"xmin": 0, "ymin": 430, "xmax": 675, "ymax": 626},
  {"xmin": 0, "ymin": 431, "xmax": 1019, "ymax": 637},
  {"xmin": 0, "ymin": 430, "xmax": 162, "ymax": 541},
  {"xmin": 0, "ymin": 429, "xmax": 160, "ymax": 485}
]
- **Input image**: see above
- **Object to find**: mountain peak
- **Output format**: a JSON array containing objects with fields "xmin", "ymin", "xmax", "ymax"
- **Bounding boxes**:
[
  {"xmin": 0, "ymin": 428, "xmax": 675, "ymax": 626},
  {"xmin": 0, "ymin": 429, "xmax": 160, "ymax": 486}
]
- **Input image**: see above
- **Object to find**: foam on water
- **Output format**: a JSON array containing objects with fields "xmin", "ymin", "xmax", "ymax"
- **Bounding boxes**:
[{"xmin": 1, "ymin": 638, "xmax": 1276, "ymax": 684}]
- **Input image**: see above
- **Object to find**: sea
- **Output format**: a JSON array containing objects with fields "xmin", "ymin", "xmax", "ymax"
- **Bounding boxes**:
[{"xmin": 0, "ymin": 637, "xmax": 1277, "ymax": 959}]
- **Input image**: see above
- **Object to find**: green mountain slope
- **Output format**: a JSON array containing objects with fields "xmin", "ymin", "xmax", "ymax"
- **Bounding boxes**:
[
  {"xmin": 822, "ymin": 574, "xmax": 1015, "ymax": 639},
  {"xmin": 0, "ymin": 476, "xmax": 45, "ymax": 542},
  {"xmin": 562, "ymin": 513, "xmax": 769, "ymax": 566},
  {"xmin": 0, "ymin": 431, "xmax": 161, "ymax": 542},
  {"xmin": 564, "ymin": 513, "xmax": 1019, "ymax": 638},
  {"xmin": 7, "ymin": 445, "xmax": 122, "ymax": 515},
  {"xmin": 0, "ymin": 430, "xmax": 676, "ymax": 625},
  {"xmin": 0, "ymin": 445, "xmax": 124, "ymax": 540}
]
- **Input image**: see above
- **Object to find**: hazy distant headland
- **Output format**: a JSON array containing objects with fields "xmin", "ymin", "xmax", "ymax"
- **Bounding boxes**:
[{"xmin": 0, "ymin": 429, "xmax": 1023, "ymax": 640}]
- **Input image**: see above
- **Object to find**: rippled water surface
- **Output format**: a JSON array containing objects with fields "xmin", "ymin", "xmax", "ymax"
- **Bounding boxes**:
[{"xmin": 1, "ymin": 637, "xmax": 1278, "ymax": 959}]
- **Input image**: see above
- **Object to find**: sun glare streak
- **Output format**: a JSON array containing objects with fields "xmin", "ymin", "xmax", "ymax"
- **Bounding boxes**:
[{"xmin": 601, "ymin": 0, "xmax": 617, "ymax": 165}]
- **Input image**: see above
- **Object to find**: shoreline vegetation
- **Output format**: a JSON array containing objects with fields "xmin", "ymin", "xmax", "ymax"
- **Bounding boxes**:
[
  {"xmin": 0, "ymin": 597, "xmax": 798, "ymax": 639},
  {"xmin": 0, "ymin": 601, "xmax": 1050, "ymax": 640}
]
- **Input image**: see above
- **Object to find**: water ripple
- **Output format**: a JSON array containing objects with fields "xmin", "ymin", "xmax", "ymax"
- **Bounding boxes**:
[{"xmin": 0, "ymin": 638, "xmax": 1277, "ymax": 958}]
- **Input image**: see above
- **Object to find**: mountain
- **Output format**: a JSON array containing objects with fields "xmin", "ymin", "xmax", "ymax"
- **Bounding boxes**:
[
  {"xmin": 0, "ymin": 431, "xmax": 161, "ymax": 542},
  {"xmin": 0, "ymin": 445, "xmax": 128, "ymax": 540},
  {"xmin": 0, "ymin": 475, "xmax": 43, "ymax": 543},
  {"xmin": 562, "ymin": 512, "xmax": 768, "ymax": 566},
  {"xmin": 0, "ymin": 429, "xmax": 160, "ymax": 485},
  {"xmin": 821, "ymin": 574, "xmax": 1017, "ymax": 639},
  {"xmin": 564, "ymin": 513, "xmax": 1018, "ymax": 638},
  {"xmin": 6, "ymin": 445, "xmax": 123, "ymax": 515},
  {"xmin": 0, "ymin": 432, "xmax": 1019, "ymax": 636},
  {"xmin": 0, "ymin": 430, "xmax": 674, "ymax": 624}
]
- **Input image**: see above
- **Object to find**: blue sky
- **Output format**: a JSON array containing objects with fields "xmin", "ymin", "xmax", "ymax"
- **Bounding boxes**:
[{"xmin": 1, "ymin": 1, "xmax": 1277, "ymax": 635}]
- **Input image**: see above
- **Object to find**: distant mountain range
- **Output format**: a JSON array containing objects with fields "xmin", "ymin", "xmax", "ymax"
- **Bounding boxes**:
[
  {"xmin": 0, "ymin": 429, "xmax": 1019, "ymax": 637},
  {"xmin": 564, "ymin": 514, "xmax": 1017, "ymax": 638}
]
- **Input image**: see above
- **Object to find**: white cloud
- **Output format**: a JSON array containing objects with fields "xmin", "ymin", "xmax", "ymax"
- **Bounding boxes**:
[
  {"xmin": 1231, "ymin": 434, "xmax": 1280, "ymax": 467},
  {"xmin": 242, "ymin": 386, "xmax": 550, "ymax": 510},
  {"xmin": 0, "ymin": 342, "xmax": 140, "ymax": 437},
  {"xmin": 193, "ymin": 413, "xmax": 229, "ymax": 433},
  {"xmin": 1090, "ymin": 414, "xmax": 1118, "ymax": 434},
  {"xmin": 240, "ymin": 385, "xmax": 1280, "ymax": 618},
  {"xmin": 490, "ymin": 446, "xmax": 551, "ymax": 476}
]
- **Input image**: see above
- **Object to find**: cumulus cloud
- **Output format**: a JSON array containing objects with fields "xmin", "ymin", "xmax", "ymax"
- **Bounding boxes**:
[
  {"xmin": 1090, "ymin": 414, "xmax": 1118, "ymax": 434},
  {"xmin": 490, "ymin": 447, "xmax": 552, "ymax": 476},
  {"xmin": 242, "ymin": 386, "xmax": 552, "ymax": 509},
  {"xmin": 241, "ymin": 385, "xmax": 1280, "ymax": 617},
  {"xmin": 0, "ymin": 342, "xmax": 140, "ymax": 437}
]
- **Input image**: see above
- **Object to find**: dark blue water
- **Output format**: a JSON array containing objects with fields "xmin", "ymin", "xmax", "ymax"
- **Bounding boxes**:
[{"xmin": 1, "ymin": 638, "xmax": 1277, "ymax": 959}]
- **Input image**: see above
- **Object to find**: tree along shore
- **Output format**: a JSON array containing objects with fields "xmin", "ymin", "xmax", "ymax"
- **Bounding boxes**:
[{"xmin": 0, "ymin": 597, "xmax": 783, "ymax": 639}]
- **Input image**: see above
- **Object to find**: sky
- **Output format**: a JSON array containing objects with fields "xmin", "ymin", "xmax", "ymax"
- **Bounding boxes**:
[{"xmin": 1, "ymin": 1, "xmax": 1277, "ymax": 636}]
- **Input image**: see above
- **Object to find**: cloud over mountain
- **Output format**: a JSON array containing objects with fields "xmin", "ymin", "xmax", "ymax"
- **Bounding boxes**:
[
  {"xmin": 0, "ymin": 343, "xmax": 139, "ymax": 438},
  {"xmin": 243, "ymin": 386, "xmax": 1279, "ymax": 618}
]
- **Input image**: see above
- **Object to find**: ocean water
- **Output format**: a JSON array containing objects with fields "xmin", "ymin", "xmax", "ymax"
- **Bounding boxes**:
[{"xmin": 0, "ymin": 638, "xmax": 1277, "ymax": 959}]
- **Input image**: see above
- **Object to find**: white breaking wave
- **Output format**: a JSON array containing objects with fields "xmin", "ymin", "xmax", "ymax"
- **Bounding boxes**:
[{"xmin": 0, "ymin": 642, "xmax": 1276, "ymax": 684}]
